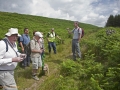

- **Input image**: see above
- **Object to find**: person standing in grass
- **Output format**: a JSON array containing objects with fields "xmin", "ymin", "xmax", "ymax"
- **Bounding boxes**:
[
  {"xmin": 19, "ymin": 28, "xmax": 31, "ymax": 69},
  {"xmin": 38, "ymin": 32, "xmax": 45, "ymax": 70},
  {"xmin": 47, "ymin": 28, "xmax": 61, "ymax": 54},
  {"xmin": 33, "ymin": 31, "xmax": 45, "ymax": 70},
  {"xmin": 30, "ymin": 32, "xmax": 44, "ymax": 81},
  {"xmin": 0, "ymin": 28, "xmax": 26, "ymax": 90},
  {"xmin": 67, "ymin": 21, "xmax": 82, "ymax": 60}
]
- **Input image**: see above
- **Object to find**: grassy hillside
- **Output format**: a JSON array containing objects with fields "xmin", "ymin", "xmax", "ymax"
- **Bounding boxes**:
[
  {"xmin": 0, "ymin": 11, "xmax": 101, "ymax": 90},
  {"xmin": 0, "ymin": 11, "xmax": 99, "ymax": 39}
]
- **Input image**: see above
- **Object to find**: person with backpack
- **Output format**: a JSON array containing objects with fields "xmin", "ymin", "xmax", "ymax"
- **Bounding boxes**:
[
  {"xmin": 30, "ymin": 32, "xmax": 44, "ymax": 81},
  {"xmin": 19, "ymin": 28, "xmax": 31, "ymax": 69},
  {"xmin": 47, "ymin": 28, "xmax": 61, "ymax": 54},
  {"xmin": 0, "ymin": 28, "xmax": 26, "ymax": 90},
  {"xmin": 67, "ymin": 21, "xmax": 82, "ymax": 61},
  {"xmin": 33, "ymin": 31, "xmax": 45, "ymax": 72}
]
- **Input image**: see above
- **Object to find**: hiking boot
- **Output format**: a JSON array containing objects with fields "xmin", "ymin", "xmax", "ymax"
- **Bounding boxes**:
[{"xmin": 32, "ymin": 75, "xmax": 39, "ymax": 81}]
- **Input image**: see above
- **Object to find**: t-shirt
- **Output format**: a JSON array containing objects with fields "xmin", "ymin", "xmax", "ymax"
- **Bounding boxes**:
[{"xmin": 72, "ymin": 27, "xmax": 82, "ymax": 39}]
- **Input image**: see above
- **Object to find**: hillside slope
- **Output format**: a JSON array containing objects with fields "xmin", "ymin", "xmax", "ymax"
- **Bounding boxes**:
[{"xmin": 0, "ymin": 11, "xmax": 99, "ymax": 38}]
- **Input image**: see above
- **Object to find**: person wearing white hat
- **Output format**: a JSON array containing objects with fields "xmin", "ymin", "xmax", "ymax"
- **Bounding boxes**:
[
  {"xmin": 0, "ymin": 28, "xmax": 26, "ymax": 90},
  {"xmin": 30, "ymin": 32, "xmax": 44, "ymax": 81}
]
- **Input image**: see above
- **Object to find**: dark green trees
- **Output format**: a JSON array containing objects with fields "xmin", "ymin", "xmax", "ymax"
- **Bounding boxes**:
[{"xmin": 105, "ymin": 14, "xmax": 120, "ymax": 27}]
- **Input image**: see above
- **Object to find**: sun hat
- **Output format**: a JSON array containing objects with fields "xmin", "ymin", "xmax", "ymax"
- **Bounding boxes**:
[
  {"xmin": 5, "ymin": 28, "xmax": 21, "ymax": 37},
  {"xmin": 35, "ymin": 32, "xmax": 43, "ymax": 37}
]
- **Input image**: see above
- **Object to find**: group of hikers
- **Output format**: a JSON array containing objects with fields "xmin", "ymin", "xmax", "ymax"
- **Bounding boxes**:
[{"xmin": 0, "ymin": 21, "xmax": 83, "ymax": 90}]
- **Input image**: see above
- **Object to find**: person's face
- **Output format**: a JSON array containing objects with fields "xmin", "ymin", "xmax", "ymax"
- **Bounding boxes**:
[
  {"xmin": 51, "ymin": 30, "xmax": 54, "ymax": 32},
  {"xmin": 25, "ymin": 29, "xmax": 29, "ymax": 34},
  {"xmin": 74, "ymin": 22, "xmax": 78, "ymax": 27},
  {"xmin": 8, "ymin": 34, "xmax": 18, "ymax": 43},
  {"xmin": 35, "ymin": 36, "xmax": 40, "ymax": 41}
]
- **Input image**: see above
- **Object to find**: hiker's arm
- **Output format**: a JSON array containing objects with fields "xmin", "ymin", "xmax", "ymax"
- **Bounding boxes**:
[
  {"xmin": 78, "ymin": 33, "xmax": 81, "ymax": 42},
  {"xmin": 30, "ymin": 40, "xmax": 43, "ymax": 54},
  {"xmin": 0, "ymin": 41, "xmax": 12, "ymax": 65},
  {"xmin": 31, "ymin": 49, "xmax": 43, "ymax": 53},
  {"xmin": 56, "ymin": 35, "xmax": 61, "ymax": 40},
  {"xmin": 20, "ymin": 42, "xmax": 24, "ymax": 52},
  {"xmin": 78, "ymin": 29, "xmax": 82, "ymax": 42},
  {"xmin": 66, "ymin": 28, "xmax": 72, "ymax": 34}
]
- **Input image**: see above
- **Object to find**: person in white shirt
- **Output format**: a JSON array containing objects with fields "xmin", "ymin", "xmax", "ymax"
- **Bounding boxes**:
[
  {"xmin": 0, "ymin": 28, "xmax": 26, "ymax": 90},
  {"xmin": 30, "ymin": 32, "xmax": 43, "ymax": 81}
]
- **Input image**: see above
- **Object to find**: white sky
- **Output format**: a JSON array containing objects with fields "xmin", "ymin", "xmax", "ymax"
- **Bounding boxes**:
[{"xmin": 0, "ymin": 0, "xmax": 120, "ymax": 27}]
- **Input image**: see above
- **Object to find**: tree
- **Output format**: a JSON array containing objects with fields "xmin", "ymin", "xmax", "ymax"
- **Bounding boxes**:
[
  {"xmin": 105, "ymin": 14, "xmax": 120, "ymax": 27},
  {"xmin": 105, "ymin": 15, "xmax": 114, "ymax": 27}
]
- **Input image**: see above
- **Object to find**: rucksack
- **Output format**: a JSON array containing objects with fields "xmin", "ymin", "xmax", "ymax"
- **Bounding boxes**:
[
  {"xmin": 0, "ymin": 39, "xmax": 8, "ymax": 52},
  {"xmin": 74, "ymin": 28, "xmax": 84, "ymax": 38},
  {"xmin": 81, "ymin": 28, "xmax": 84, "ymax": 38}
]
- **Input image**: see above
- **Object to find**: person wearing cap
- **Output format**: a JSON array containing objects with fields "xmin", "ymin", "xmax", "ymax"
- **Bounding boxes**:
[
  {"xmin": 33, "ymin": 31, "xmax": 45, "ymax": 71},
  {"xmin": 0, "ymin": 28, "xmax": 26, "ymax": 90},
  {"xmin": 19, "ymin": 28, "xmax": 31, "ymax": 69},
  {"xmin": 30, "ymin": 32, "xmax": 44, "ymax": 81},
  {"xmin": 47, "ymin": 28, "xmax": 61, "ymax": 54}
]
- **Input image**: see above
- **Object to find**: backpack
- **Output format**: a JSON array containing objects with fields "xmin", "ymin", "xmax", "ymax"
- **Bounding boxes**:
[
  {"xmin": 74, "ymin": 28, "xmax": 84, "ymax": 38},
  {"xmin": 0, "ymin": 39, "xmax": 8, "ymax": 52},
  {"xmin": 81, "ymin": 28, "xmax": 84, "ymax": 38}
]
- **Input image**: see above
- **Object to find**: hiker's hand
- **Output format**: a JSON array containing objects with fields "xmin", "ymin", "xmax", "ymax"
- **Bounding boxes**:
[
  {"xmin": 78, "ymin": 39, "xmax": 80, "ymax": 42},
  {"xmin": 12, "ymin": 57, "xmax": 24, "ymax": 62},
  {"xmin": 66, "ymin": 28, "xmax": 69, "ymax": 30},
  {"xmin": 39, "ymin": 49, "xmax": 43, "ymax": 53},
  {"xmin": 21, "ymin": 48, "xmax": 24, "ymax": 53},
  {"xmin": 20, "ymin": 54, "xmax": 26, "ymax": 59}
]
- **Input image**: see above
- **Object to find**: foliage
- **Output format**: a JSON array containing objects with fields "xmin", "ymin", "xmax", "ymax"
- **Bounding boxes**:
[{"xmin": 53, "ymin": 27, "xmax": 120, "ymax": 90}]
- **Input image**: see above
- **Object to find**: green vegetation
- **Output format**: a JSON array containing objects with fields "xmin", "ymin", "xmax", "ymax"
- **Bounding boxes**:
[{"xmin": 0, "ymin": 11, "xmax": 120, "ymax": 90}]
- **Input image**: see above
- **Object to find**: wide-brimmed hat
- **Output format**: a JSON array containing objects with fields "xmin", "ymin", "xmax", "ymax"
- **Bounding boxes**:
[
  {"xmin": 35, "ymin": 32, "xmax": 43, "ymax": 37},
  {"xmin": 5, "ymin": 28, "xmax": 21, "ymax": 37}
]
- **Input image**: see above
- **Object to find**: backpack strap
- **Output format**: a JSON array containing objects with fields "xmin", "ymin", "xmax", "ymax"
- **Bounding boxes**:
[{"xmin": 2, "ymin": 39, "xmax": 8, "ymax": 52}]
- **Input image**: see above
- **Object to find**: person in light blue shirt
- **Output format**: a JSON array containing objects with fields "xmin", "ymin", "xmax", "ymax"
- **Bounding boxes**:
[
  {"xmin": 19, "ymin": 28, "xmax": 31, "ymax": 68},
  {"xmin": 67, "ymin": 21, "xmax": 82, "ymax": 60}
]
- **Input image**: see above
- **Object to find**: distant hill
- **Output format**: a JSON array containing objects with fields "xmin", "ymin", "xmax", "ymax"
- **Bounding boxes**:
[{"xmin": 0, "ymin": 11, "xmax": 100, "ymax": 39}]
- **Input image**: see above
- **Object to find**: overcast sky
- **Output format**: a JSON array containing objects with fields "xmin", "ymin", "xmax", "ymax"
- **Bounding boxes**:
[{"xmin": 0, "ymin": 0, "xmax": 120, "ymax": 27}]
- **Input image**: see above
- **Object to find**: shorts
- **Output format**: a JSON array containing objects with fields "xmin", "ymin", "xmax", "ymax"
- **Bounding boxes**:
[
  {"xmin": 0, "ymin": 71, "xmax": 18, "ymax": 90},
  {"xmin": 31, "ymin": 56, "xmax": 42, "ymax": 69}
]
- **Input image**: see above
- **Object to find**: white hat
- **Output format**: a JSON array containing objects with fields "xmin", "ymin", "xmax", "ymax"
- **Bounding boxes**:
[
  {"xmin": 5, "ymin": 28, "xmax": 21, "ymax": 37},
  {"xmin": 35, "ymin": 32, "xmax": 43, "ymax": 37}
]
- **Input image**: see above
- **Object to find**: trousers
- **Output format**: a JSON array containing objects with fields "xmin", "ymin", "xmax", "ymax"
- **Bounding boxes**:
[{"xmin": 72, "ymin": 39, "xmax": 81, "ymax": 60}]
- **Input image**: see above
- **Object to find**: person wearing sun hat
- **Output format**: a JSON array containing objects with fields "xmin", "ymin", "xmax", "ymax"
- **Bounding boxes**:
[
  {"xmin": 0, "ymin": 28, "xmax": 26, "ymax": 90},
  {"xmin": 30, "ymin": 31, "xmax": 44, "ymax": 81}
]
